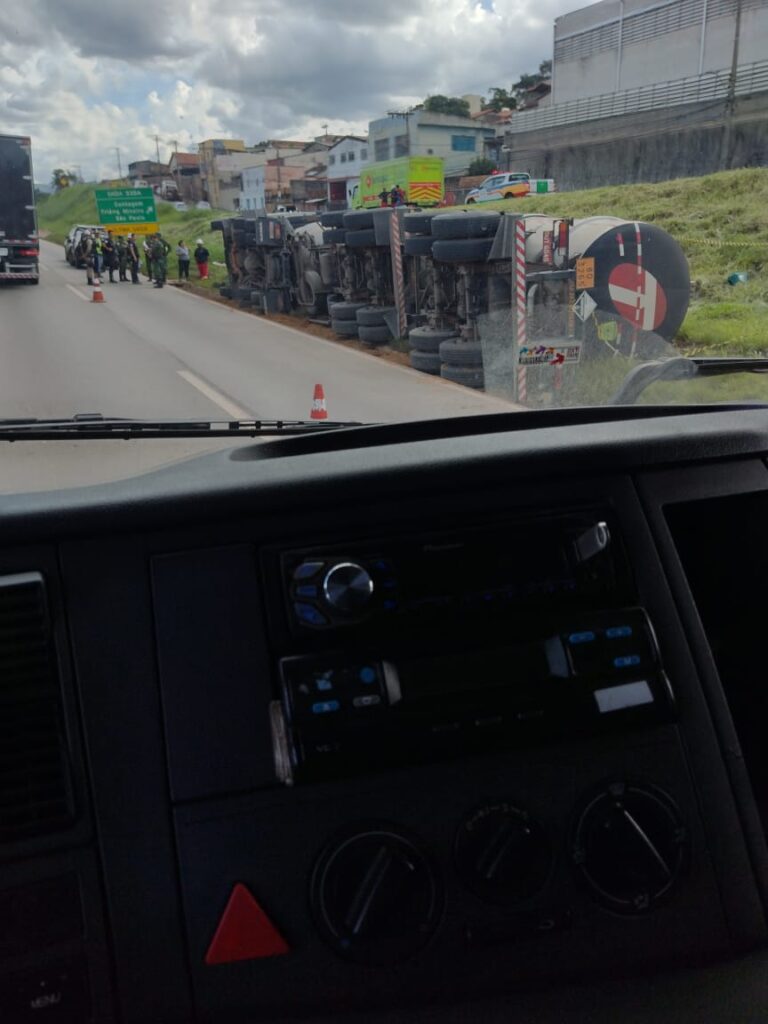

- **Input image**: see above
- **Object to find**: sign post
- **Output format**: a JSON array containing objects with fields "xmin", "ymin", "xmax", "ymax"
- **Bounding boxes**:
[{"xmin": 94, "ymin": 187, "xmax": 158, "ymax": 235}]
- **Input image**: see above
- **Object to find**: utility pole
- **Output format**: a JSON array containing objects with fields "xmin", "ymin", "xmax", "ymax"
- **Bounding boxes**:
[
  {"xmin": 113, "ymin": 147, "xmax": 122, "ymax": 179},
  {"xmin": 721, "ymin": 0, "xmax": 742, "ymax": 170},
  {"xmin": 153, "ymin": 133, "xmax": 161, "ymax": 164},
  {"xmin": 169, "ymin": 140, "xmax": 179, "ymax": 196}
]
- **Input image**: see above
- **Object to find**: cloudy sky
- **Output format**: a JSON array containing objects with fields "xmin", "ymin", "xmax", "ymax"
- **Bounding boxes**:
[{"xmin": 0, "ymin": 0, "xmax": 593, "ymax": 184}]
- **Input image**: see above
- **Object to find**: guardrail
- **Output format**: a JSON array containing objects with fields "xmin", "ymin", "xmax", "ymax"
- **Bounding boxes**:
[{"xmin": 507, "ymin": 60, "xmax": 768, "ymax": 134}]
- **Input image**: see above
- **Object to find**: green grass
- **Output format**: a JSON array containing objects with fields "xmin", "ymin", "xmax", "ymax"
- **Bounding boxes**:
[
  {"xmin": 459, "ymin": 167, "xmax": 768, "ymax": 353},
  {"xmin": 38, "ymin": 184, "xmax": 230, "ymax": 290},
  {"xmin": 39, "ymin": 170, "xmax": 768, "ymax": 350}
]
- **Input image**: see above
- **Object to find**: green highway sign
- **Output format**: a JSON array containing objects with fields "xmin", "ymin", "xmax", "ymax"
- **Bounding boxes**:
[{"xmin": 94, "ymin": 187, "xmax": 158, "ymax": 235}]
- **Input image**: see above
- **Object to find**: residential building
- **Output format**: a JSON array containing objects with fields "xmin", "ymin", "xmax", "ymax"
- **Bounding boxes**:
[
  {"xmin": 367, "ymin": 111, "xmax": 496, "ymax": 175},
  {"xmin": 238, "ymin": 137, "xmax": 336, "ymax": 211},
  {"xmin": 168, "ymin": 152, "xmax": 202, "ymax": 202},
  {"xmin": 240, "ymin": 166, "xmax": 266, "ymax": 211},
  {"xmin": 127, "ymin": 160, "xmax": 170, "ymax": 189},
  {"xmin": 552, "ymin": 0, "xmax": 768, "ymax": 103},
  {"xmin": 291, "ymin": 164, "xmax": 328, "ymax": 210},
  {"xmin": 198, "ymin": 139, "xmax": 251, "ymax": 209},
  {"xmin": 325, "ymin": 135, "xmax": 368, "ymax": 208}
]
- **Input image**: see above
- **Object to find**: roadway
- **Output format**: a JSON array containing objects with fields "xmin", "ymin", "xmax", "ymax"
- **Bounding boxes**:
[{"xmin": 0, "ymin": 241, "xmax": 513, "ymax": 424}]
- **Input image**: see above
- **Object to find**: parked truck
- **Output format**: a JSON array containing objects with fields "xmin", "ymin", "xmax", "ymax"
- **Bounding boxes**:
[
  {"xmin": 353, "ymin": 157, "xmax": 444, "ymax": 208},
  {"xmin": 0, "ymin": 134, "xmax": 39, "ymax": 284}
]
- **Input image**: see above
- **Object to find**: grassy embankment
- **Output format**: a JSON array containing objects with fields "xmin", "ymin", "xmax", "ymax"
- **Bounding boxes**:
[{"xmin": 37, "ymin": 184, "xmax": 230, "ymax": 291}]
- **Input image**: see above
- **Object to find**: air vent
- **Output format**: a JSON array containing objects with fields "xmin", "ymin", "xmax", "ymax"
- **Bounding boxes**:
[{"xmin": 0, "ymin": 572, "xmax": 73, "ymax": 843}]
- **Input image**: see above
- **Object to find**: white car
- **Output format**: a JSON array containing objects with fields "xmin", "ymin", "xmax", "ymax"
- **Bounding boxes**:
[
  {"xmin": 195, "ymin": 201, "xmax": 211, "ymax": 210},
  {"xmin": 174, "ymin": 201, "xmax": 189, "ymax": 212},
  {"xmin": 465, "ymin": 173, "xmax": 532, "ymax": 204}
]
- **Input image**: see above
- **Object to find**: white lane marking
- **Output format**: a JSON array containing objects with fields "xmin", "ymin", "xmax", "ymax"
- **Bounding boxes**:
[
  {"xmin": 177, "ymin": 369, "xmax": 253, "ymax": 419},
  {"xmin": 66, "ymin": 283, "xmax": 90, "ymax": 302}
]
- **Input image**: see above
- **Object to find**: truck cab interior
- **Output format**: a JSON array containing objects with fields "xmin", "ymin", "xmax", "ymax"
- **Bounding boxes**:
[{"xmin": 3, "ymin": 403, "xmax": 768, "ymax": 1023}]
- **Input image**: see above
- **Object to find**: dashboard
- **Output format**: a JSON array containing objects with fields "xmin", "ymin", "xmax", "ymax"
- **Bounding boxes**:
[{"xmin": 3, "ymin": 407, "xmax": 768, "ymax": 1022}]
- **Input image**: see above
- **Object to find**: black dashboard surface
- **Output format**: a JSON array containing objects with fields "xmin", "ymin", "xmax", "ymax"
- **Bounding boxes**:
[{"xmin": 3, "ymin": 407, "xmax": 768, "ymax": 1023}]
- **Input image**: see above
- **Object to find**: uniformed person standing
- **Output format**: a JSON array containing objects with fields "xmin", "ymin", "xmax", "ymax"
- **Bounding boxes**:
[
  {"xmin": 151, "ymin": 233, "xmax": 171, "ymax": 288},
  {"xmin": 143, "ymin": 236, "xmax": 154, "ymax": 281},
  {"xmin": 102, "ymin": 232, "xmax": 116, "ymax": 282},
  {"xmin": 79, "ymin": 231, "xmax": 95, "ymax": 285},
  {"xmin": 127, "ymin": 235, "xmax": 141, "ymax": 284},
  {"xmin": 92, "ymin": 232, "xmax": 104, "ymax": 278},
  {"xmin": 116, "ymin": 236, "xmax": 128, "ymax": 282}
]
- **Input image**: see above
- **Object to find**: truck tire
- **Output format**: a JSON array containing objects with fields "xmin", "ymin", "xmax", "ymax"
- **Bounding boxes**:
[
  {"xmin": 410, "ymin": 350, "xmax": 441, "ymax": 375},
  {"xmin": 404, "ymin": 236, "xmax": 433, "ymax": 256},
  {"xmin": 431, "ymin": 238, "xmax": 493, "ymax": 263},
  {"xmin": 322, "ymin": 228, "xmax": 347, "ymax": 244},
  {"xmin": 356, "ymin": 305, "xmax": 393, "ymax": 326},
  {"xmin": 358, "ymin": 323, "xmax": 392, "ymax": 345},
  {"xmin": 439, "ymin": 339, "xmax": 483, "ymax": 366},
  {"xmin": 343, "ymin": 210, "xmax": 375, "ymax": 230},
  {"xmin": 441, "ymin": 364, "xmax": 485, "ymax": 388},
  {"xmin": 320, "ymin": 211, "xmax": 346, "ymax": 228},
  {"xmin": 328, "ymin": 300, "xmax": 366, "ymax": 321},
  {"xmin": 331, "ymin": 318, "xmax": 359, "ymax": 337},
  {"xmin": 408, "ymin": 327, "xmax": 457, "ymax": 353},
  {"xmin": 345, "ymin": 228, "xmax": 377, "ymax": 248},
  {"xmin": 402, "ymin": 212, "xmax": 435, "ymax": 234},
  {"xmin": 432, "ymin": 211, "xmax": 501, "ymax": 239}
]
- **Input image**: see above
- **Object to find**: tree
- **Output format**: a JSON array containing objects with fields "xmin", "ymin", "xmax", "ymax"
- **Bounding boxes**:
[
  {"xmin": 423, "ymin": 95, "xmax": 471, "ymax": 118},
  {"xmin": 51, "ymin": 168, "xmax": 70, "ymax": 191},
  {"xmin": 484, "ymin": 87, "xmax": 516, "ymax": 112},
  {"xmin": 512, "ymin": 59, "xmax": 552, "ymax": 107},
  {"xmin": 467, "ymin": 157, "xmax": 496, "ymax": 176}
]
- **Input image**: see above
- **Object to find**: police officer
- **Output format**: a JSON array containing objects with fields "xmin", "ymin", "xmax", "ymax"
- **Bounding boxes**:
[
  {"xmin": 102, "ymin": 231, "xmax": 116, "ymax": 282},
  {"xmin": 92, "ymin": 232, "xmax": 104, "ymax": 278},
  {"xmin": 151, "ymin": 232, "xmax": 171, "ymax": 288},
  {"xmin": 143, "ymin": 236, "xmax": 154, "ymax": 281},
  {"xmin": 127, "ymin": 234, "xmax": 141, "ymax": 284},
  {"xmin": 78, "ymin": 231, "xmax": 95, "ymax": 285},
  {"xmin": 116, "ymin": 236, "xmax": 128, "ymax": 282}
]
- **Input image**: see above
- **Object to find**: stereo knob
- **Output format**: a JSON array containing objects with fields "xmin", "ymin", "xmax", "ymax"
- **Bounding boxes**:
[
  {"xmin": 311, "ymin": 827, "xmax": 442, "ymax": 965},
  {"xmin": 572, "ymin": 782, "xmax": 687, "ymax": 913},
  {"xmin": 455, "ymin": 803, "xmax": 552, "ymax": 905},
  {"xmin": 322, "ymin": 562, "xmax": 374, "ymax": 616}
]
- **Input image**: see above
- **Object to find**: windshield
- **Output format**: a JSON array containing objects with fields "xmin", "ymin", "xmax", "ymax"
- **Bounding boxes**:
[{"xmin": 1, "ymin": 0, "xmax": 767, "ymax": 443}]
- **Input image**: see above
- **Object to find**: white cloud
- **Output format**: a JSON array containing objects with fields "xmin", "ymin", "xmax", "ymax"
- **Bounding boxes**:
[{"xmin": 0, "ymin": 0, "xmax": 586, "ymax": 183}]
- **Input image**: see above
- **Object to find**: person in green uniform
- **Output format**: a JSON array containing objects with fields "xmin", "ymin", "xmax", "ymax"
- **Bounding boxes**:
[
  {"xmin": 151, "ymin": 232, "xmax": 171, "ymax": 288},
  {"xmin": 116, "ymin": 236, "xmax": 128, "ymax": 282},
  {"xmin": 143, "ymin": 236, "xmax": 154, "ymax": 281}
]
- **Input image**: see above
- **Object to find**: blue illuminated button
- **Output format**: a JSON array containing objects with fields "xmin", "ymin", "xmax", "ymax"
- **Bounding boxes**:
[
  {"xmin": 293, "ymin": 561, "xmax": 324, "ymax": 581},
  {"xmin": 358, "ymin": 666, "xmax": 377, "ymax": 684},
  {"xmin": 295, "ymin": 584, "xmax": 319, "ymax": 598},
  {"xmin": 312, "ymin": 700, "xmax": 340, "ymax": 714},
  {"xmin": 606, "ymin": 625, "xmax": 633, "ymax": 639},
  {"xmin": 372, "ymin": 559, "xmax": 392, "ymax": 573},
  {"xmin": 613, "ymin": 654, "xmax": 641, "ymax": 669},
  {"xmin": 315, "ymin": 675, "xmax": 334, "ymax": 692},
  {"xmin": 293, "ymin": 602, "xmax": 328, "ymax": 627},
  {"xmin": 568, "ymin": 631, "xmax": 596, "ymax": 645}
]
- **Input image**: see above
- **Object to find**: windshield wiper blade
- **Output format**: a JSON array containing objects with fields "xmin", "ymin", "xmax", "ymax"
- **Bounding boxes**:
[
  {"xmin": 609, "ymin": 356, "xmax": 768, "ymax": 406},
  {"xmin": 0, "ymin": 415, "xmax": 367, "ymax": 439}
]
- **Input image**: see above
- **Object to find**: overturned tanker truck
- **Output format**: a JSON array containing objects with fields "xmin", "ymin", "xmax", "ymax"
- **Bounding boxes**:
[{"xmin": 211, "ymin": 205, "xmax": 690, "ymax": 400}]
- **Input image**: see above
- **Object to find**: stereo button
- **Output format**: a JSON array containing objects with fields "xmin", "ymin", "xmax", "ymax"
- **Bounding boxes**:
[
  {"xmin": 293, "ymin": 561, "xmax": 325, "ymax": 581},
  {"xmin": 312, "ymin": 700, "xmax": 341, "ymax": 714},
  {"xmin": 295, "ymin": 584, "xmax": 319, "ymax": 599},
  {"xmin": 568, "ymin": 631, "xmax": 596, "ymax": 645},
  {"xmin": 353, "ymin": 695, "xmax": 381, "ymax": 708},
  {"xmin": 294, "ymin": 602, "xmax": 328, "ymax": 627},
  {"xmin": 606, "ymin": 625, "xmax": 633, "ymax": 639},
  {"xmin": 613, "ymin": 654, "xmax": 641, "ymax": 669}
]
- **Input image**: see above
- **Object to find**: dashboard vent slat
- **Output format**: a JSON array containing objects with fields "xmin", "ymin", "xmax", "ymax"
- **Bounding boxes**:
[{"xmin": 0, "ymin": 572, "xmax": 73, "ymax": 843}]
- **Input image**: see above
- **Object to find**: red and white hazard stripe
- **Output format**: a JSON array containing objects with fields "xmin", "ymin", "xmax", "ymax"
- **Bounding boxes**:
[{"xmin": 514, "ymin": 218, "xmax": 528, "ymax": 404}]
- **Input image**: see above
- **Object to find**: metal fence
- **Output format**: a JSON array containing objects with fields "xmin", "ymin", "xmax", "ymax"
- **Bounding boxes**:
[{"xmin": 507, "ymin": 60, "xmax": 768, "ymax": 134}]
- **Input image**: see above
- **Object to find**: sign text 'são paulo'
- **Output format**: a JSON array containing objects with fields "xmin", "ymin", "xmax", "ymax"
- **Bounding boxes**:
[{"xmin": 94, "ymin": 188, "xmax": 158, "ymax": 235}]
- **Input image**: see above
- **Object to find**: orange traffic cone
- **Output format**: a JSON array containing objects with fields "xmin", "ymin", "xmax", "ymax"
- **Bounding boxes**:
[
  {"xmin": 310, "ymin": 383, "xmax": 328, "ymax": 420},
  {"xmin": 91, "ymin": 277, "xmax": 105, "ymax": 303}
]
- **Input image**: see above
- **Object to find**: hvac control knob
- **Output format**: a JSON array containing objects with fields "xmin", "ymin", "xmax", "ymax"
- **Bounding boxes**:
[
  {"xmin": 311, "ymin": 827, "xmax": 442, "ymax": 965},
  {"xmin": 572, "ymin": 782, "xmax": 687, "ymax": 913},
  {"xmin": 455, "ymin": 803, "xmax": 552, "ymax": 905},
  {"xmin": 322, "ymin": 562, "xmax": 374, "ymax": 616}
]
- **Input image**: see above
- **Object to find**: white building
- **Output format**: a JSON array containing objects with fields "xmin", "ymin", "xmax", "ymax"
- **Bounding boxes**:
[
  {"xmin": 240, "ymin": 166, "xmax": 266, "ymax": 211},
  {"xmin": 325, "ymin": 135, "xmax": 369, "ymax": 208},
  {"xmin": 553, "ymin": 0, "xmax": 768, "ymax": 104}
]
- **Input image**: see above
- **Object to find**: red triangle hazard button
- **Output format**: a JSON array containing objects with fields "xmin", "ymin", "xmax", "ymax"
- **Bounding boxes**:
[{"xmin": 205, "ymin": 883, "xmax": 289, "ymax": 965}]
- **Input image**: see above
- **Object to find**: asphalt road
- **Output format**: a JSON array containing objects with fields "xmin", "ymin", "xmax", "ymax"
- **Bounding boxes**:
[{"xmin": 0, "ymin": 241, "xmax": 513, "ymax": 424}]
